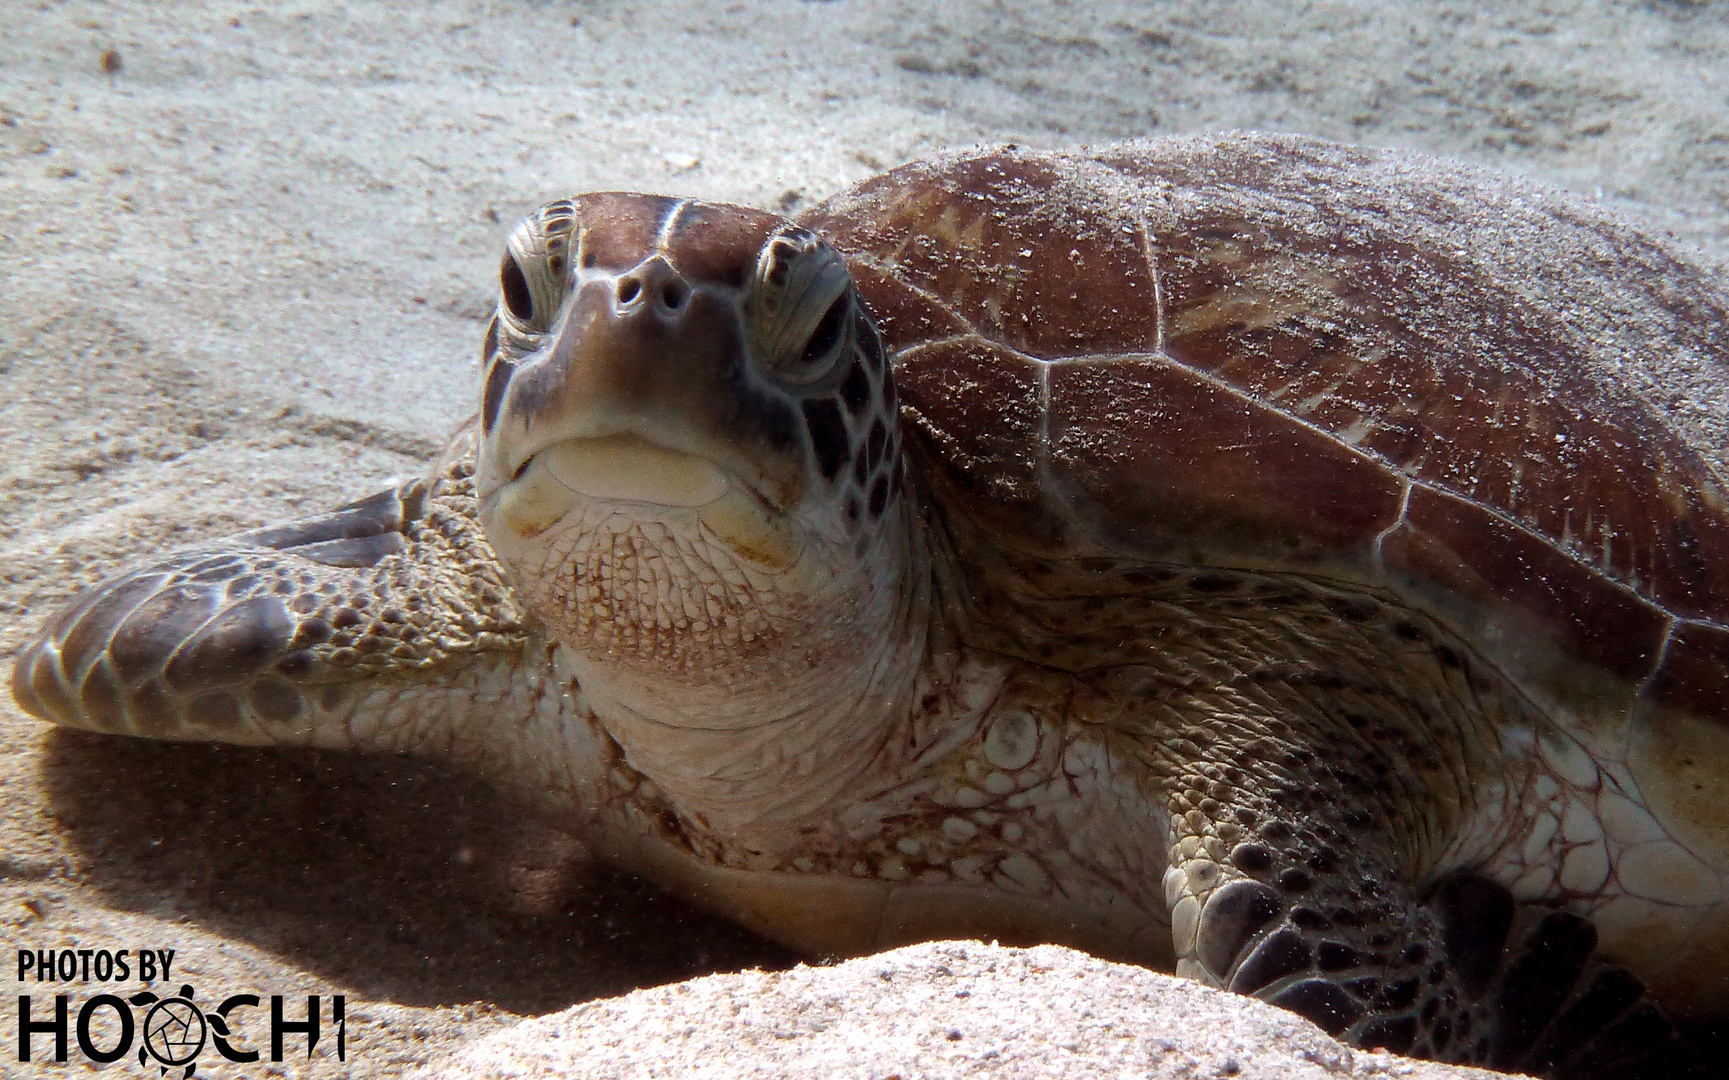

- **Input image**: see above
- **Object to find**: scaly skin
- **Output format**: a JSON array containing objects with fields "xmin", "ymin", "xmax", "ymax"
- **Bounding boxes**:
[{"xmin": 15, "ymin": 146, "xmax": 1722, "ymax": 1078}]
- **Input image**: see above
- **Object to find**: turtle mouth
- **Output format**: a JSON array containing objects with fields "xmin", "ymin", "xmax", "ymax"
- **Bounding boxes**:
[
  {"xmin": 528, "ymin": 433, "xmax": 732, "ymax": 507},
  {"xmin": 488, "ymin": 434, "xmax": 802, "ymax": 569}
]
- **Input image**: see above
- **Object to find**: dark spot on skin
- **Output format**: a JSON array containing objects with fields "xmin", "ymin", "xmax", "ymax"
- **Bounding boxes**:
[
  {"xmin": 852, "ymin": 447, "xmax": 870, "ymax": 487},
  {"xmin": 1327, "ymin": 596, "xmax": 1376, "ymax": 621},
  {"xmin": 500, "ymin": 254, "xmax": 533, "ymax": 322},
  {"xmin": 840, "ymin": 362, "xmax": 871, "ymax": 417},
  {"xmin": 858, "ymin": 315, "xmax": 884, "ymax": 372},
  {"xmin": 1228, "ymin": 929, "xmax": 1311, "ymax": 994},
  {"xmin": 1393, "ymin": 621, "xmax": 1425, "ymax": 642},
  {"xmin": 1290, "ymin": 906, "xmax": 1330, "ymax": 931},
  {"xmin": 1376, "ymin": 978, "xmax": 1422, "ymax": 1013},
  {"xmin": 868, "ymin": 474, "xmax": 889, "ymax": 519},
  {"xmin": 883, "ymin": 372, "xmax": 897, "ymax": 413},
  {"xmin": 1270, "ymin": 980, "xmax": 1361, "ymax": 1036},
  {"xmin": 1403, "ymin": 943, "xmax": 1429, "ymax": 964},
  {"xmin": 290, "ymin": 618, "xmax": 332, "ymax": 648},
  {"xmin": 867, "ymin": 418, "xmax": 886, "ymax": 472},
  {"xmin": 766, "ymin": 246, "xmax": 793, "ymax": 290},
  {"xmin": 1231, "ymin": 843, "xmax": 1274, "ymax": 874},
  {"xmin": 1435, "ymin": 644, "xmax": 1463, "ymax": 669},
  {"xmin": 1431, "ymin": 876, "xmax": 1515, "ymax": 996},
  {"xmin": 482, "ymin": 357, "xmax": 514, "ymax": 434},
  {"xmin": 276, "ymin": 651, "xmax": 316, "ymax": 678},
  {"xmin": 801, "ymin": 398, "xmax": 850, "ymax": 481},
  {"xmin": 1358, "ymin": 1016, "xmax": 1417, "ymax": 1055},
  {"xmin": 1431, "ymin": 1016, "xmax": 1453, "ymax": 1052},
  {"xmin": 845, "ymin": 494, "xmax": 860, "ymax": 525},
  {"xmin": 1196, "ymin": 880, "xmax": 1282, "ymax": 979},
  {"xmin": 1279, "ymin": 868, "xmax": 1313, "ymax": 893},
  {"xmin": 1189, "ymin": 573, "xmax": 1240, "ymax": 593},
  {"xmin": 1317, "ymin": 941, "xmax": 1361, "ymax": 972}
]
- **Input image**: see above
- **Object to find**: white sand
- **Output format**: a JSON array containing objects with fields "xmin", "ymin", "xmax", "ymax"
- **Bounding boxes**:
[
  {"xmin": 2, "ymin": 2, "xmax": 1726, "ymax": 1076},
  {"xmin": 418, "ymin": 942, "xmax": 1504, "ymax": 1080}
]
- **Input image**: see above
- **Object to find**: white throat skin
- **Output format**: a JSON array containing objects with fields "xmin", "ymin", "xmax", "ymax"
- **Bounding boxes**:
[{"xmin": 492, "ymin": 477, "xmax": 934, "ymax": 845}]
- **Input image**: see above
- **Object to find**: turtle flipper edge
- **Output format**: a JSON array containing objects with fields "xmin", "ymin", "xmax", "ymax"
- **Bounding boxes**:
[
  {"xmin": 11, "ymin": 456, "xmax": 543, "ymax": 756},
  {"xmin": 1165, "ymin": 794, "xmax": 1707, "ymax": 1078}
]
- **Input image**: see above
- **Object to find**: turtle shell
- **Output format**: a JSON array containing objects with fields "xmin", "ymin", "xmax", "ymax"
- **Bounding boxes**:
[{"xmin": 800, "ymin": 133, "xmax": 1729, "ymax": 851}]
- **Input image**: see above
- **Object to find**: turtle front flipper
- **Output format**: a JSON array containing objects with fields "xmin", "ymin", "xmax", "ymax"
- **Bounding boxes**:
[
  {"xmin": 11, "ymin": 454, "xmax": 557, "ymax": 758},
  {"xmin": 1428, "ymin": 877, "xmax": 1705, "ymax": 1079},
  {"xmin": 1164, "ymin": 766, "xmax": 1705, "ymax": 1078}
]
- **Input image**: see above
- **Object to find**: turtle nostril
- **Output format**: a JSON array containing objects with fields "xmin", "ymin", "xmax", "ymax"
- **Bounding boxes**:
[
  {"xmin": 617, "ymin": 278, "xmax": 642, "ymax": 305},
  {"xmin": 659, "ymin": 281, "xmax": 688, "ymax": 311}
]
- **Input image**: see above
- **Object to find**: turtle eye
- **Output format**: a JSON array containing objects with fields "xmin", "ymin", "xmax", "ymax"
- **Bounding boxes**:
[
  {"xmin": 500, "ymin": 254, "xmax": 534, "ymax": 324},
  {"xmin": 752, "ymin": 230, "xmax": 854, "ymax": 387},
  {"xmin": 798, "ymin": 293, "xmax": 850, "ymax": 373}
]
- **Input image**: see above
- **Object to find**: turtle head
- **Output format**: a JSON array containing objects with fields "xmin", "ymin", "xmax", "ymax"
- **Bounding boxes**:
[
  {"xmin": 478, "ymin": 196, "xmax": 902, "ymax": 566},
  {"xmin": 476, "ymin": 196, "xmax": 924, "ymax": 830}
]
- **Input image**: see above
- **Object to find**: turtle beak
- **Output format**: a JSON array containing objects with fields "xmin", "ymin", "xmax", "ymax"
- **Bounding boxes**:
[{"xmin": 477, "ymin": 254, "xmax": 807, "ymax": 569}]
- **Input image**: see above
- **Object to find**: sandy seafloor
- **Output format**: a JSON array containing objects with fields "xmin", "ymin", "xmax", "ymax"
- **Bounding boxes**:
[{"xmin": 1, "ymin": 1, "xmax": 1727, "ymax": 1076}]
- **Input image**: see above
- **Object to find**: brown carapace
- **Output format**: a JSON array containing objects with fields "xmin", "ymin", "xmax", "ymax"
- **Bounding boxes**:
[{"xmin": 14, "ymin": 134, "xmax": 1729, "ymax": 1078}]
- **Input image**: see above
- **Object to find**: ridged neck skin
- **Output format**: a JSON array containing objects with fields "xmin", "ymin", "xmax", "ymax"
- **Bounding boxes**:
[{"xmin": 502, "ymin": 492, "xmax": 934, "ymax": 845}]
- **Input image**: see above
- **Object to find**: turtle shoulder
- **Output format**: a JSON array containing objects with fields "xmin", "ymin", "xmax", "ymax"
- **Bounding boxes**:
[{"xmin": 801, "ymin": 133, "xmax": 1729, "ymax": 738}]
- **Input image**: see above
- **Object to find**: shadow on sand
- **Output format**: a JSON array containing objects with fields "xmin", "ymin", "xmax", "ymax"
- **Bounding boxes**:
[{"xmin": 40, "ymin": 727, "xmax": 796, "ymax": 1015}]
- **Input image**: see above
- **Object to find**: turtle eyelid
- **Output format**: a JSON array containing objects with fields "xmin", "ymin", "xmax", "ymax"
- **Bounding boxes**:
[{"xmin": 500, "ymin": 254, "xmax": 534, "ymax": 323}]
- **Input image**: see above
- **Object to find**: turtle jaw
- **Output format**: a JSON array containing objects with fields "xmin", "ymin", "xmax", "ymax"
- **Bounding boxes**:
[{"xmin": 480, "ymin": 433, "xmax": 806, "ymax": 574}]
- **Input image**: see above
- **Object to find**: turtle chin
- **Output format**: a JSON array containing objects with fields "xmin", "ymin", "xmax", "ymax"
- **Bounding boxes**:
[{"xmin": 482, "ymin": 433, "xmax": 805, "ymax": 572}]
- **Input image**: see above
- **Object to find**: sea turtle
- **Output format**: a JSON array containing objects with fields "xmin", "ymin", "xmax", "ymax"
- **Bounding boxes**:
[{"xmin": 12, "ymin": 133, "xmax": 1729, "ymax": 1077}]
